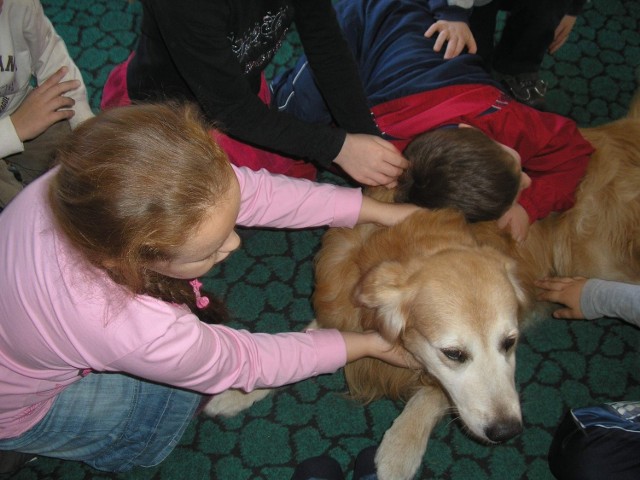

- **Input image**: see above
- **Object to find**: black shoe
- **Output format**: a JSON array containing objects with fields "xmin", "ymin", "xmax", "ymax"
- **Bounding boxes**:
[
  {"xmin": 353, "ymin": 446, "xmax": 378, "ymax": 480},
  {"xmin": 498, "ymin": 72, "xmax": 547, "ymax": 110},
  {"xmin": 0, "ymin": 450, "xmax": 37, "ymax": 476},
  {"xmin": 291, "ymin": 455, "xmax": 345, "ymax": 480}
]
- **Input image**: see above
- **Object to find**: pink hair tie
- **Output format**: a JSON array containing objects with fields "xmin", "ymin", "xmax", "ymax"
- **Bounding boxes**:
[{"xmin": 189, "ymin": 278, "xmax": 210, "ymax": 309}]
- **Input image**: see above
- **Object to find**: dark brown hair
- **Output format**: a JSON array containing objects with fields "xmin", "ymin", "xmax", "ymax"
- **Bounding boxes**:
[
  {"xmin": 395, "ymin": 127, "xmax": 521, "ymax": 222},
  {"xmin": 49, "ymin": 102, "xmax": 233, "ymax": 322}
]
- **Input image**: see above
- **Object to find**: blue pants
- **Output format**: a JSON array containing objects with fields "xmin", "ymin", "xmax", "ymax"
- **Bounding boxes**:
[
  {"xmin": 548, "ymin": 401, "xmax": 640, "ymax": 480},
  {"xmin": 0, "ymin": 373, "xmax": 201, "ymax": 472},
  {"xmin": 271, "ymin": 59, "xmax": 332, "ymax": 126}
]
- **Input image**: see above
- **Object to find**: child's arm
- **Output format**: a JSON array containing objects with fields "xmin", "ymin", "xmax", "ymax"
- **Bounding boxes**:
[
  {"xmin": 9, "ymin": 67, "xmax": 79, "ymax": 143},
  {"xmin": 548, "ymin": 15, "xmax": 578, "ymax": 54},
  {"xmin": 109, "ymin": 313, "xmax": 417, "ymax": 395},
  {"xmin": 232, "ymin": 165, "xmax": 421, "ymax": 229},
  {"xmin": 536, "ymin": 277, "xmax": 640, "ymax": 327},
  {"xmin": 358, "ymin": 195, "xmax": 422, "ymax": 226},
  {"xmin": 25, "ymin": 0, "xmax": 93, "ymax": 127},
  {"xmin": 549, "ymin": 0, "xmax": 586, "ymax": 54}
]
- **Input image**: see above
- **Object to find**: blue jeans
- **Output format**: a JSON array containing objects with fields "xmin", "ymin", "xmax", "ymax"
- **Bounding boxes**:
[
  {"xmin": 548, "ymin": 401, "xmax": 640, "ymax": 480},
  {"xmin": 0, "ymin": 373, "xmax": 201, "ymax": 472},
  {"xmin": 270, "ymin": 59, "xmax": 333, "ymax": 126}
]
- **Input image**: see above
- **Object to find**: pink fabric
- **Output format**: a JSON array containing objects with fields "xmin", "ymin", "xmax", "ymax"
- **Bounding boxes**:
[
  {"xmin": 0, "ymin": 166, "xmax": 361, "ymax": 438},
  {"xmin": 100, "ymin": 53, "xmax": 133, "ymax": 110},
  {"xmin": 232, "ymin": 164, "xmax": 362, "ymax": 229},
  {"xmin": 101, "ymin": 54, "xmax": 317, "ymax": 180}
]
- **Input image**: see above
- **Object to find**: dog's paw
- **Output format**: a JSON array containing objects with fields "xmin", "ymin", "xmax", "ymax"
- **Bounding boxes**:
[
  {"xmin": 202, "ymin": 388, "xmax": 272, "ymax": 417},
  {"xmin": 374, "ymin": 387, "xmax": 446, "ymax": 480},
  {"xmin": 375, "ymin": 438, "xmax": 424, "ymax": 480}
]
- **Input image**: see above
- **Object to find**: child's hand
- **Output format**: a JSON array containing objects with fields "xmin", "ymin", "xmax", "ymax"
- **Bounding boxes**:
[
  {"xmin": 497, "ymin": 204, "xmax": 530, "ymax": 243},
  {"xmin": 535, "ymin": 277, "xmax": 588, "ymax": 319},
  {"xmin": 10, "ymin": 66, "xmax": 80, "ymax": 142},
  {"xmin": 342, "ymin": 330, "xmax": 420, "ymax": 369},
  {"xmin": 358, "ymin": 196, "xmax": 424, "ymax": 227},
  {"xmin": 334, "ymin": 133, "xmax": 409, "ymax": 188},
  {"xmin": 549, "ymin": 15, "xmax": 577, "ymax": 54},
  {"xmin": 424, "ymin": 21, "xmax": 477, "ymax": 59}
]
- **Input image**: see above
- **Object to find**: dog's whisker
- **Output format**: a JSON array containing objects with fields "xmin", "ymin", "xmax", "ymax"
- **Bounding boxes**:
[{"xmin": 443, "ymin": 415, "xmax": 461, "ymax": 429}]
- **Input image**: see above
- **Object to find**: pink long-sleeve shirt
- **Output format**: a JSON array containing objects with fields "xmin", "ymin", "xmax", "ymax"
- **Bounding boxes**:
[{"xmin": 0, "ymin": 165, "xmax": 362, "ymax": 438}]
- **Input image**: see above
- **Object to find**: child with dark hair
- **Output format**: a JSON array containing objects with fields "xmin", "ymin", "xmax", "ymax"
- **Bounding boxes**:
[
  {"xmin": 271, "ymin": 0, "xmax": 593, "ymax": 242},
  {"xmin": 0, "ymin": 102, "xmax": 421, "ymax": 473},
  {"xmin": 395, "ymin": 126, "xmax": 530, "ymax": 223}
]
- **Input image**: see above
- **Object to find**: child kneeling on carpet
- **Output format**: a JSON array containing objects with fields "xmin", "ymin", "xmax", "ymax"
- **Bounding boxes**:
[{"xmin": 0, "ymin": 102, "xmax": 421, "ymax": 474}]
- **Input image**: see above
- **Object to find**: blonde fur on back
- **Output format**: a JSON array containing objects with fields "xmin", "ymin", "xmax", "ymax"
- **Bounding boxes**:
[{"xmin": 311, "ymin": 91, "xmax": 640, "ymax": 480}]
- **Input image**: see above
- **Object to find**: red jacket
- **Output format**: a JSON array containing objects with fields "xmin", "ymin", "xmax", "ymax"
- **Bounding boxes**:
[{"xmin": 372, "ymin": 84, "xmax": 594, "ymax": 222}]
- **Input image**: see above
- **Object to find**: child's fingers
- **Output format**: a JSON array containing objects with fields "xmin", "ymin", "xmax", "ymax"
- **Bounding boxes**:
[
  {"xmin": 49, "ymin": 79, "xmax": 81, "ymax": 96},
  {"xmin": 50, "ymin": 108, "xmax": 76, "ymax": 123},
  {"xmin": 39, "ymin": 66, "xmax": 69, "ymax": 89},
  {"xmin": 466, "ymin": 37, "xmax": 478, "ymax": 54},
  {"xmin": 552, "ymin": 308, "xmax": 569, "ymax": 318},
  {"xmin": 50, "ymin": 95, "xmax": 76, "ymax": 111},
  {"xmin": 424, "ymin": 24, "xmax": 438, "ymax": 39},
  {"xmin": 534, "ymin": 278, "xmax": 556, "ymax": 289},
  {"xmin": 552, "ymin": 307, "xmax": 582, "ymax": 320},
  {"xmin": 536, "ymin": 289, "xmax": 557, "ymax": 302},
  {"xmin": 536, "ymin": 277, "xmax": 569, "ymax": 287},
  {"xmin": 432, "ymin": 31, "xmax": 447, "ymax": 53},
  {"xmin": 37, "ymin": 67, "xmax": 80, "ymax": 98},
  {"xmin": 443, "ymin": 38, "xmax": 460, "ymax": 59}
]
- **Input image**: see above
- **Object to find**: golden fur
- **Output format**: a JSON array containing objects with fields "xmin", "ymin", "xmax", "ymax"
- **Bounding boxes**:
[
  {"xmin": 312, "ymin": 94, "xmax": 640, "ymax": 480},
  {"xmin": 204, "ymin": 93, "xmax": 640, "ymax": 480}
]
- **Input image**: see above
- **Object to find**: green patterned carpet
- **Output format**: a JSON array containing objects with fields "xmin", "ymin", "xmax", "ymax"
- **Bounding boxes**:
[{"xmin": 12, "ymin": 1, "xmax": 640, "ymax": 479}]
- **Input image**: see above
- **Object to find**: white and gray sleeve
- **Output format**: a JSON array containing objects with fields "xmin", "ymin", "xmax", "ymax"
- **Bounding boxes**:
[{"xmin": 581, "ymin": 279, "xmax": 640, "ymax": 327}]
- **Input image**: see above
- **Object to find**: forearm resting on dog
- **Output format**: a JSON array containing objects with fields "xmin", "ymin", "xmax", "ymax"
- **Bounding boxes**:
[
  {"xmin": 341, "ymin": 331, "xmax": 420, "ymax": 369},
  {"xmin": 358, "ymin": 196, "xmax": 425, "ymax": 226}
]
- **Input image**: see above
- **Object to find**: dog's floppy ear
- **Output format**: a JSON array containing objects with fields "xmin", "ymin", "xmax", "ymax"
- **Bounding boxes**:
[
  {"xmin": 504, "ymin": 257, "xmax": 530, "ymax": 308},
  {"xmin": 354, "ymin": 260, "xmax": 413, "ymax": 341}
]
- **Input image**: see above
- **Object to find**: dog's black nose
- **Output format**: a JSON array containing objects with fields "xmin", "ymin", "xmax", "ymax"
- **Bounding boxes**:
[{"xmin": 485, "ymin": 418, "xmax": 523, "ymax": 443}]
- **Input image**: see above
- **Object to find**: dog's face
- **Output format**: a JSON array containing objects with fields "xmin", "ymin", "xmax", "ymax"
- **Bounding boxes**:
[{"xmin": 355, "ymin": 245, "xmax": 525, "ymax": 443}]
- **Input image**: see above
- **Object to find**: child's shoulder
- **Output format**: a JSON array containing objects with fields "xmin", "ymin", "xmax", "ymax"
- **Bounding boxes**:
[{"xmin": 1, "ymin": 0, "xmax": 46, "ymax": 22}]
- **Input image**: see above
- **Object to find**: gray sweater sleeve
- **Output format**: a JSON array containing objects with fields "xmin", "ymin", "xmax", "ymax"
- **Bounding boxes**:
[{"xmin": 581, "ymin": 279, "xmax": 640, "ymax": 327}]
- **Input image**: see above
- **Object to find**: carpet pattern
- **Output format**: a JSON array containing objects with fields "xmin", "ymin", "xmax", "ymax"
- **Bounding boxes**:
[{"xmin": 11, "ymin": 0, "xmax": 640, "ymax": 479}]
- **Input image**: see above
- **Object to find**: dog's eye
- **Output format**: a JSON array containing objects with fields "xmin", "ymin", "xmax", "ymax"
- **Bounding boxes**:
[
  {"xmin": 502, "ymin": 336, "xmax": 517, "ymax": 353},
  {"xmin": 441, "ymin": 348, "xmax": 467, "ymax": 363}
]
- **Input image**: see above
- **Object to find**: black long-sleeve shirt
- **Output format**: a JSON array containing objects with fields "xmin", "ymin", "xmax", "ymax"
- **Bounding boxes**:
[{"xmin": 126, "ymin": 0, "xmax": 379, "ymax": 168}]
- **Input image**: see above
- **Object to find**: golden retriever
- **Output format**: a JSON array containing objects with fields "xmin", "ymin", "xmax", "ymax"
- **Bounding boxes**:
[
  {"xmin": 204, "ymin": 93, "xmax": 640, "ymax": 479},
  {"xmin": 311, "ymin": 92, "xmax": 640, "ymax": 480}
]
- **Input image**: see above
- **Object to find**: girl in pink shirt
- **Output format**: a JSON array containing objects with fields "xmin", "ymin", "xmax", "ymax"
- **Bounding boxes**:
[{"xmin": 0, "ymin": 102, "xmax": 419, "ymax": 473}]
